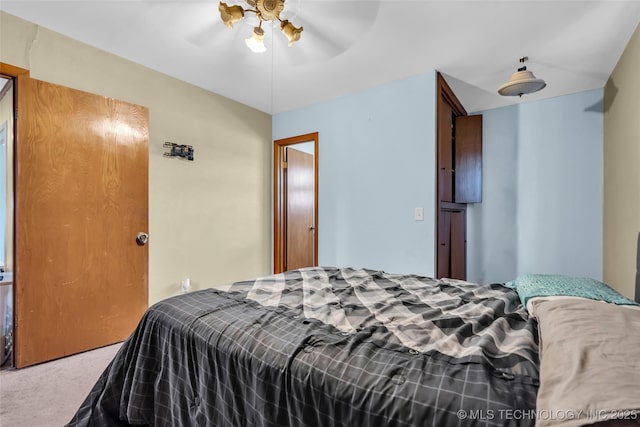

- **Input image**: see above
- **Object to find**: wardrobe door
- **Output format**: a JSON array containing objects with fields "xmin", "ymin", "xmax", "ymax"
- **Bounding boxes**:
[
  {"xmin": 455, "ymin": 115, "xmax": 483, "ymax": 204},
  {"xmin": 449, "ymin": 210, "xmax": 466, "ymax": 280},
  {"xmin": 438, "ymin": 100, "xmax": 454, "ymax": 203},
  {"xmin": 437, "ymin": 209, "xmax": 466, "ymax": 280},
  {"xmin": 437, "ymin": 211, "xmax": 451, "ymax": 278}
]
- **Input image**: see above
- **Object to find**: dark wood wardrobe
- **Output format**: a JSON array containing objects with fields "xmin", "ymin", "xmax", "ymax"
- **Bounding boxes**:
[{"xmin": 436, "ymin": 73, "xmax": 482, "ymax": 280}]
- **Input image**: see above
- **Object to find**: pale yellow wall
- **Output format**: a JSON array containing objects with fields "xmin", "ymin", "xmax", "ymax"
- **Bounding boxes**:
[
  {"xmin": 0, "ymin": 11, "xmax": 272, "ymax": 304},
  {"xmin": 603, "ymin": 23, "xmax": 640, "ymax": 299}
]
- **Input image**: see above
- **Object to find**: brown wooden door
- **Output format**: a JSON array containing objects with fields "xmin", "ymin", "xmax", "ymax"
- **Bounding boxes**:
[
  {"xmin": 437, "ymin": 209, "xmax": 466, "ymax": 280},
  {"xmin": 437, "ymin": 211, "xmax": 451, "ymax": 277},
  {"xmin": 455, "ymin": 115, "xmax": 483, "ymax": 203},
  {"xmin": 15, "ymin": 74, "xmax": 149, "ymax": 367},
  {"xmin": 438, "ymin": 99, "xmax": 454, "ymax": 203},
  {"xmin": 273, "ymin": 133, "xmax": 318, "ymax": 274},
  {"xmin": 449, "ymin": 210, "xmax": 466, "ymax": 279},
  {"xmin": 436, "ymin": 74, "xmax": 482, "ymax": 280},
  {"xmin": 285, "ymin": 147, "xmax": 315, "ymax": 270}
]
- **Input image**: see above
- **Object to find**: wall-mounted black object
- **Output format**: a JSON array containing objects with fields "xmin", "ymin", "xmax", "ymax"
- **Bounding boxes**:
[{"xmin": 163, "ymin": 142, "xmax": 194, "ymax": 161}]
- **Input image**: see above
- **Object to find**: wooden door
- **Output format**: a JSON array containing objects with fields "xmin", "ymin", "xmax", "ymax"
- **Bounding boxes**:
[
  {"xmin": 15, "ymin": 74, "xmax": 149, "ymax": 367},
  {"xmin": 437, "ymin": 211, "xmax": 451, "ymax": 277},
  {"xmin": 435, "ymin": 73, "xmax": 481, "ymax": 280},
  {"xmin": 436, "ymin": 74, "xmax": 468, "ymax": 280},
  {"xmin": 438, "ymin": 99, "xmax": 454, "ymax": 203},
  {"xmin": 449, "ymin": 210, "xmax": 466, "ymax": 279},
  {"xmin": 274, "ymin": 133, "xmax": 318, "ymax": 274},
  {"xmin": 455, "ymin": 115, "xmax": 483, "ymax": 203},
  {"xmin": 437, "ymin": 209, "xmax": 466, "ymax": 280},
  {"xmin": 285, "ymin": 147, "xmax": 315, "ymax": 270}
]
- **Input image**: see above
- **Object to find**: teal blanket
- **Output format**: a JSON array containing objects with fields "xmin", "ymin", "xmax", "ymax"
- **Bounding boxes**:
[{"xmin": 506, "ymin": 274, "xmax": 638, "ymax": 307}]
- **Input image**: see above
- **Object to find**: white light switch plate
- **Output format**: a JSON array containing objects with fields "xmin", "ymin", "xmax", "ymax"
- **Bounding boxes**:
[{"xmin": 414, "ymin": 207, "xmax": 424, "ymax": 221}]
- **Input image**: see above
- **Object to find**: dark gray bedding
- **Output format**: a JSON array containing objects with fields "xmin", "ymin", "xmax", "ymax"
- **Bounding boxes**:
[{"xmin": 68, "ymin": 267, "xmax": 540, "ymax": 426}]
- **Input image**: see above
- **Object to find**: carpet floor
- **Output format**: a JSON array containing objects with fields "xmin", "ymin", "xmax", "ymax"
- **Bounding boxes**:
[{"xmin": 0, "ymin": 343, "xmax": 121, "ymax": 427}]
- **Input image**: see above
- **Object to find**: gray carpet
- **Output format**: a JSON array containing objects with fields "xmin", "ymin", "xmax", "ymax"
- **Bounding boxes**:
[{"xmin": 0, "ymin": 343, "xmax": 122, "ymax": 427}]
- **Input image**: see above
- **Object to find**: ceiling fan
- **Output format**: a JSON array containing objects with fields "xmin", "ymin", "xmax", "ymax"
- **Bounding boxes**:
[
  {"xmin": 219, "ymin": 0, "xmax": 303, "ymax": 53},
  {"xmin": 183, "ymin": 0, "xmax": 380, "ymax": 69},
  {"xmin": 199, "ymin": 1, "xmax": 379, "ymax": 61}
]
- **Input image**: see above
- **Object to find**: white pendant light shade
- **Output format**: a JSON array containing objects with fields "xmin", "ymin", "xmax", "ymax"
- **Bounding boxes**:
[
  {"xmin": 498, "ymin": 70, "xmax": 546, "ymax": 96},
  {"xmin": 245, "ymin": 27, "xmax": 267, "ymax": 53},
  {"xmin": 498, "ymin": 57, "xmax": 546, "ymax": 97}
]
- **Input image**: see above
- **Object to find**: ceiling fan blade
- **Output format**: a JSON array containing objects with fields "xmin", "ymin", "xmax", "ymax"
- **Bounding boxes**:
[
  {"xmin": 186, "ymin": 20, "xmax": 232, "ymax": 48},
  {"xmin": 184, "ymin": 3, "xmax": 264, "ymax": 49},
  {"xmin": 276, "ymin": 0, "xmax": 381, "ymax": 66}
]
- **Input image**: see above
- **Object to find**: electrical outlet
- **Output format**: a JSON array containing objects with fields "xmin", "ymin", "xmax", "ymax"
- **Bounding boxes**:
[{"xmin": 181, "ymin": 278, "xmax": 191, "ymax": 294}]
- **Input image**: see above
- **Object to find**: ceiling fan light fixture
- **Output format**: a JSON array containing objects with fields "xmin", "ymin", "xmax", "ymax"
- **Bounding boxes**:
[
  {"xmin": 280, "ymin": 19, "xmax": 303, "ymax": 46},
  {"xmin": 255, "ymin": 0, "xmax": 284, "ymax": 21},
  {"xmin": 219, "ymin": 2, "xmax": 244, "ymax": 29},
  {"xmin": 498, "ymin": 57, "xmax": 546, "ymax": 97},
  {"xmin": 245, "ymin": 26, "xmax": 267, "ymax": 53},
  {"xmin": 219, "ymin": 0, "xmax": 303, "ymax": 52}
]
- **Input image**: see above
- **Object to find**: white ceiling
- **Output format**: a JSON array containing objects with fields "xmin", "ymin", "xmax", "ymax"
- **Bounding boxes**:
[{"xmin": 1, "ymin": 1, "xmax": 639, "ymax": 114}]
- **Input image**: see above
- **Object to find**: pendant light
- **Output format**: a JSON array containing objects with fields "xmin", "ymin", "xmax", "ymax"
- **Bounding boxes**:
[{"xmin": 498, "ymin": 57, "xmax": 546, "ymax": 97}]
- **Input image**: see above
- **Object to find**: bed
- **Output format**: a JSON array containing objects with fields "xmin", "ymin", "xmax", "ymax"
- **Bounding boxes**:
[{"xmin": 67, "ymin": 267, "xmax": 640, "ymax": 427}]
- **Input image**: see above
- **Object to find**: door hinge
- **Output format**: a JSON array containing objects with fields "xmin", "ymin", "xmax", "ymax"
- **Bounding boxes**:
[{"xmin": 282, "ymin": 161, "xmax": 288, "ymax": 169}]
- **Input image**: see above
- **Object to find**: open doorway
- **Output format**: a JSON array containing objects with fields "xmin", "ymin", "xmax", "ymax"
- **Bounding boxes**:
[
  {"xmin": 0, "ymin": 74, "xmax": 14, "ymax": 369},
  {"xmin": 274, "ymin": 132, "xmax": 318, "ymax": 273}
]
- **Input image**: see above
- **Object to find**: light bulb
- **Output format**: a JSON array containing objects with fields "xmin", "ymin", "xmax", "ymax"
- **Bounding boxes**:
[{"xmin": 245, "ymin": 27, "xmax": 266, "ymax": 53}]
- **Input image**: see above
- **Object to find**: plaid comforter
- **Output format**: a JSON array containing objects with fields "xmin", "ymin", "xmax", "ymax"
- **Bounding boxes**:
[{"xmin": 68, "ymin": 267, "xmax": 539, "ymax": 427}]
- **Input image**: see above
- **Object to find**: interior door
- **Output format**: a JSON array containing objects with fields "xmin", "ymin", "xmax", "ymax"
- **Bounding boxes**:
[
  {"xmin": 273, "ymin": 132, "xmax": 318, "ymax": 274},
  {"xmin": 14, "ymin": 74, "xmax": 149, "ymax": 367},
  {"xmin": 285, "ymin": 147, "xmax": 315, "ymax": 270}
]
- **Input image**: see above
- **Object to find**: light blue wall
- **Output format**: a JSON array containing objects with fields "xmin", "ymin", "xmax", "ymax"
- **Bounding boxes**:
[
  {"xmin": 273, "ymin": 71, "xmax": 437, "ymax": 276},
  {"xmin": 466, "ymin": 106, "xmax": 519, "ymax": 283},
  {"xmin": 467, "ymin": 89, "xmax": 603, "ymax": 283},
  {"xmin": 275, "ymin": 76, "xmax": 602, "ymax": 283}
]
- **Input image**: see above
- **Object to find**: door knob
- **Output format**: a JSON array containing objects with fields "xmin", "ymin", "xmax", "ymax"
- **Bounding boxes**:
[
  {"xmin": 136, "ymin": 232, "xmax": 149, "ymax": 246},
  {"xmin": 309, "ymin": 225, "xmax": 315, "ymax": 231}
]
